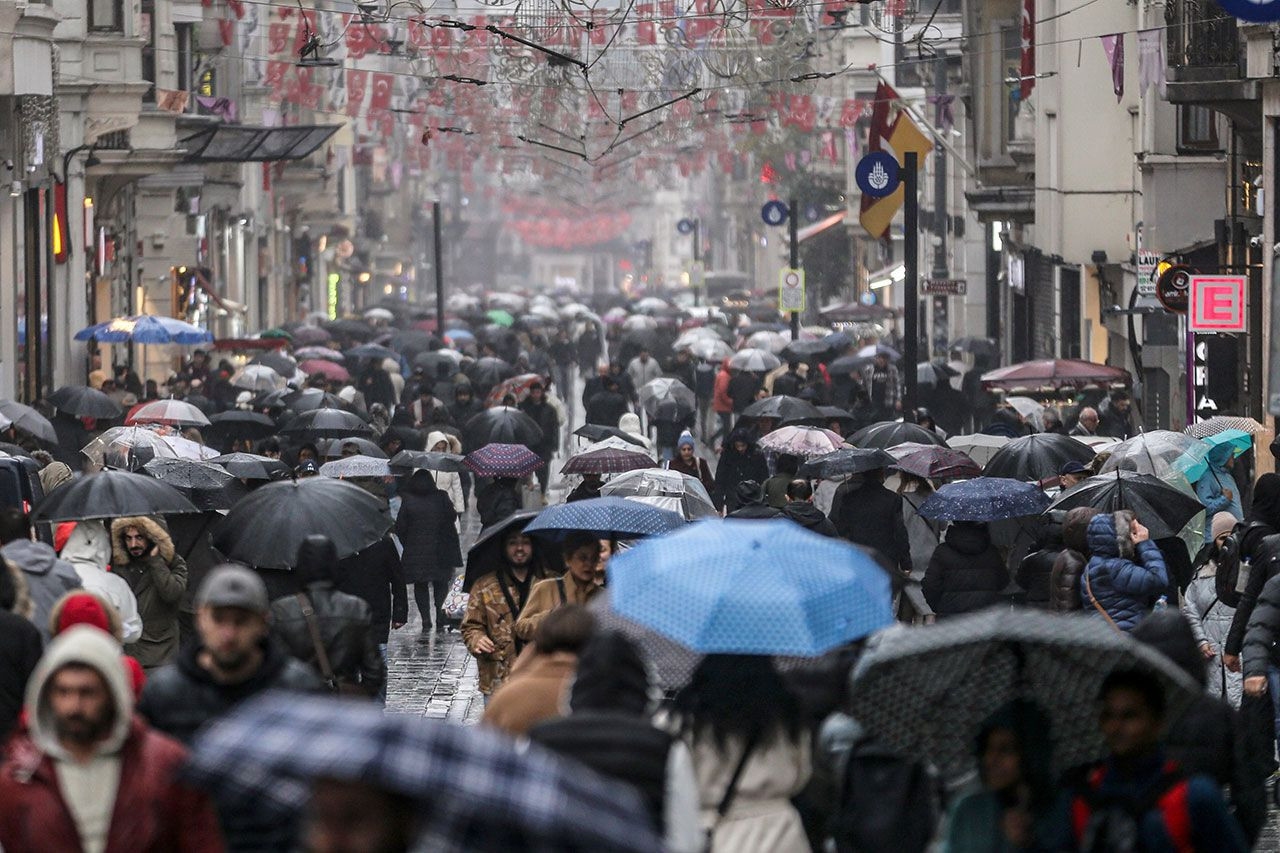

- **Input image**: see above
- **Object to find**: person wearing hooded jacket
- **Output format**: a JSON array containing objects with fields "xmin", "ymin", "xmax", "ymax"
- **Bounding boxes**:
[
  {"xmin": 922, "ymin": 521, "xmax": 1008, "ymax": 617},
  {"xmin": 0, "ymin": 558, "xmax": 41, "ymax": 742},
  {"xmin": 1048, "ymin": 507, "xmax": 1100, "ymax": 612},
  {"xmin": 1015, "ymin": 511, "xmax": 1065, "ymax": 608},
  {"xmin": 109, "ymin": 514, "xmax": 188, "ymax": 670},
  {"xmin": 395, "ymin": 470, "xmax": 462, "ymax": 634},
  {"xmin": 424, "ymin": 430, "xmax": 465, "ymax": 518},
  {"xmin": 1081, "ymin": 510, "xmax": 1168, "ymax": 632},
  {"xmin": 529, "ymin": 631, "xmax": 702, "ymax": 853},
  {"xmin": 475, "ymin": 476, "xmax": 522, "ymax": 529},
  {"xmin": 714, "ymin": 428, "xmax": 769, "ymax": 512},
  {"xmin": 1183, "ymin": 512, "xmax": 1245, "ymax": 706},
  {"xmin": 726, "ymin": 481, "xmax": 783, "ymax": 520},
  {"xmin": 59, "ymin": 520, "xmax": 143, "ymax": 645},
  {"xmin": 0, "ymin": 508, "xmax": 82, "ymax": 644},
  {"xmin": 780, "ymin": 480, "xmax": 838, "ymax": 538},
  {"xmin": 1222, "ymin": 473, "xmax": 1280, "ymax": 671},
  {"xmin": 0, "ymin": 625, "xmax": 223, "ymax": 852},
  {"xmin": 1194, "ymin": 443, "xmax": 1244, "ymax": 542}
]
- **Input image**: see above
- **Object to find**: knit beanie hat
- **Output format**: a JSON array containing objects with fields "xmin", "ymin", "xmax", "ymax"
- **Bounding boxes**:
[
  {"xmin": 56, "ymin": 593, "xmax": 111, "ymax": 636},
  {"xmin": 677, "ymin": 430, "xmax": 695, "ymax": 450},
  {"xmin": 1211, "ymin": 511, "xmax": 1238, "ymax": 541}
]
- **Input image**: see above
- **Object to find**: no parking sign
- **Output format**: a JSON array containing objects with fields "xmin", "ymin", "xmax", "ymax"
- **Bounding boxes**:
[{"xmin": 779, "ymin": 268, "xmax": 805, "ymax": 312}]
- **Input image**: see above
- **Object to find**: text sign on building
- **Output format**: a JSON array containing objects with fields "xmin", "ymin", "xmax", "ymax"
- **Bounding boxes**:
[
  {"xmin": 779, "ymin": 268, "xmax": 805, "ymax": 312},
  {"xmin": 1136, "ymin": 250, "xmax": 1160, "ymax": 296},
  {"xmin": 1189, "ymin": 275, "xmax": 1246, "ymax": 333},
  {"xmin": 923, "ymin": 278, "xmax": 967, "ymax": 296}
]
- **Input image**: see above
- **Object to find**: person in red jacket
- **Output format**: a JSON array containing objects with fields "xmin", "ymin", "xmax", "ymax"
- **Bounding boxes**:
[
  {"xmin": 0, "ymin": 624, "xmax": 223, "ymax": 853},
  {"xmin": 711, "ymin": 358, "xmax": 734, "ymax": 448}
]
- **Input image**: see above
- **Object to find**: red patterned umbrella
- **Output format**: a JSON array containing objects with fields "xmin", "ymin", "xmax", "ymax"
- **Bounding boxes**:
[
  {"xmin": 464, "ymin": 443, "xmax": 544, "ymax": 477},
  {"xmin": 561, "ymin": 447, "xmax": 655, "ymax": 475},
  {"xmin": 485, "ymin": 373, "xmax": 546, "ymax": 407},
  {"xmin": 980, "ymin": 359, "xmax": 1130, "ymax": 392}
]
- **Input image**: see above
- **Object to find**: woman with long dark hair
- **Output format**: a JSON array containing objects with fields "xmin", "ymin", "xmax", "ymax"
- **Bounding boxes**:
[{"xmin": 671, "ymin": 654, "xmax": 810, "ymax": 853}]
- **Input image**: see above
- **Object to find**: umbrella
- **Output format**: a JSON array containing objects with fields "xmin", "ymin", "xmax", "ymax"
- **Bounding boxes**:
[
  {"xmin": 231, "ymin": 365, "xmax": 287, "ymax": 393},
  {"xmin": 610, "ymin": 518, "xmax": 894, "ymax": 656},
  {"xmin": 464, "ymin": 443, "xmax": 544, "ymax": 478},
  {"xmin": 291, "ymin": 326, "xmax": 330, "ymax": 345},
  {"xmin": 48, "ymin": 386, "xmax": 122, "ymax": 419},
  {"xmin": 757, "ymin": 425, "xmax": 846, "ymax": 459},
  {"xmin": 1185, "ymin": 416, "xmax": 1265, "ymax": 439},
  {"xmin": 1202, "ymin": 428, "xmax": 1253, "ymax": 459},
  {"xmin": 319, "ymin": 454, "xmax": 393, "ymax": 479},
  {"xmin": 524, "ymin": 497, "xmax": 683, "ymax": 539},
  {"xmin": 850, "ymin": 608, "xmax": 1201, "ymax": 775},
  {"xmin": 316, "ymin": 437, "xmax": 388, "ymax": 459},
  {"xmin": 325, "ymin": 318, "xmax": 374, "ymax": 339},
  {"xmin": 281, "ymin": 408, "xmax": 373, "ymax": 440},
  {"xmin": 463, "ymin": 509, "xmax": 543, "ymax": 592},
  {"xmin": 363, "ymin": 307, "xmax": 394, "ymax": 321},
  {"xmin": 83, "ymin": 425, "xmax": 217, "ymax": 469},
  {"xmin": 186, "ymin": 695, "xmax": 659, "ymax": 853},
  {"xmin": 947, "ymin": 433, "xmax": 1011, "ymax": 467},
  {"xmin": 1049, "ymin": 470, "xmax": 1207, "ymax": 540},
  {"xmin": 599, "ymin": 469, "xmax": 717, "ymax": 520},
  {"xmin": 633, "ymin": 296, "xmax": 669, "ymax": 314},
  {"xmin": 917, "ymin": 361, "xmax": 959, "ymax": 386},
  {"xmin": 637, "ymin": 378, "xmax": 695, "ymax": 420},
  {"xmin": 827, "ymin": 354, "xmax": 871, "ymax": 376},
  {"xmin": 213, "ymin": 477, "xmax": 392, "ymax": 568},
  {"xmin": 1004, "ymin": 396, "xmax": 1045, "ymax": 427},
  {"xmin": 74, "ymin": 314, "xmax": 212, "ymax": 345},
  {"xmin": 743, "ymin": 330, "xmax": 788, "ymax": 353},
  {"xmin": 918, "ymin": 477, "xmax": 1051, "ymax": 522},
  {"xmin": 673, "ymin": 327, "xmax": 722, "ymax": 349},
  {"xmin": 293, "ymin": 346, "xmax": 344, "ymax": 362},
  {"xmin": 140, "ymin": 458, "xmax": 248, "ymax": 511},
  {"xmin": 345, "ymin": 343, "xmax": 399, "ymax": 362},
  {"xmin": 126, "ymin": 399, "xmax": 212, "ymax": 428},
  {"xmin": 211, "ymin": 452, "xmax": 290, "ymax": 480},
  {"xmin": 32, "ymin": 469, "xmax": 198, "ymax": 521},
  {"xmin": 466, "ymin": 357, "xmax": 515, "ymax": 390},
  {"xmin": 950, "ymin": 336, "xmax": 999, "ymax": 357},
  {"xmin": 983, "ymin": 433, "xmax": 1095, "ymax": 482},
  {"xmin": 463, "ymin": 407, "xmax": 543, "ymax": 452},
  {"xmin": 206, "ymin": 411, "xmax": 276, "ymax": 441},
  {"xmin": 298, "ymin": 360, "xmax": 350, "ymax": 382},
  {"xmin": 389, "ymin": 449, "xmax": 467, "ymax": 474},
  {"xmin": 798, "ymin": 448, "xmax": 897, "ymax": 480},
  {"xmin": 248, "ymin": 351, "xmax": 298, "ymax": 378},
  {"xmin": 443, "ymin": 328, "xmax": 476, "ymax": 345},
  {"xmin": 741, "ymin": 396, "xmax": 823, "ymax": 426},
  {"xmin": 621, "ymin": 315, "xmax": 658, "ymax": 332},
  {"xmin": 561, "ymin": 447, "xmax": 655, "ymax": 475},
  {"xmin": 485, "ymin": 309, "xmax": 515, "ymax": 327},
  {"xmin": 857, "ymin": 343, "xmax": 901, "ymax": 361},
  {"xmin": 485, "ymin": 373, "xmax": 545, "ymax": 407},
  {"xmin": 573, "ymin": 424, "xmax": 649, "ymax": 449},
  {"xmin": 283, "ymin": 388, "xmax": 346, "ymax": 413},
  {"xmin": 591, "ymin": 591, "xmax": 703, "ymax": 691},
  {"xmin": 0, "ymin": 400, "xmax": 56, "ymax": 444},
  {"xmin": 780, "ymin": 339, "xmax": 836, "ymax": 362},
  {"xmin": 728, "ymin": 348, "xmax": 781, "ymax": 372},
  {"xmin": 1098, "ymin": 431, "xmax": 1208, "ymax": 485},
  {"xmin": 816, "ymin": 406, "xmax": 857, "ymax": 433},
  {"xmin": 683, "ymin": 338, "xmax": 734, "ymax": 361},
  {"xmin": 849, "ymin": 421, "xmax": 947, "ymax": 450},
  {"xmin": 414, "ymin": 351, "xmax": 464, "ymax": 376},
  {"xmin": 890, "ymin": 446, "xmax": 983, "ymax": 481},
  {"xmin": 981, "ymin": 359, "xmax": 1131, "ymax": 392}
]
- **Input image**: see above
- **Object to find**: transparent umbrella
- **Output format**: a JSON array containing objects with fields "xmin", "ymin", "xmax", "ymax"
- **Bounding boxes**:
[
  {"xmin": 600, "ymin": 468, "xmax": 717, "ymax": 519},
  {"xmin": 637, "ymin": 378, "xmax": 696, "ymax": 419}
]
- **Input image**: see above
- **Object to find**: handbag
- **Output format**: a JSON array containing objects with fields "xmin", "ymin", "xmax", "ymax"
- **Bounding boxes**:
[
  {"xmin": 295, "ymin": 592, "xmax": 367, "ymax": 697},
  {"xmin": 704, "ymin": 733, "xmax": 758, "ymax": 852},
  {"xmin": 441, "ymin": 576, "xmax": 468, "ymax": 620},
  {"xmin": 1082, "ymin": 567, "xmax": 1123, "ymax": 633}
]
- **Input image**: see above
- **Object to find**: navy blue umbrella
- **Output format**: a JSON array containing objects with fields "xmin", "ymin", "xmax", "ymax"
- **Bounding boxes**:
[
  {"xmin": 524, "ymin": 496, "xmax": 683, "ymax": 539},
  {"xmin": 918, "ymin": 477, "xmax": 1051, "ymax": 522}
]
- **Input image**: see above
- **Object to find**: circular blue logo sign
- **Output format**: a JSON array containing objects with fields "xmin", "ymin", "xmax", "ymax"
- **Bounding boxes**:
[
  {"xmin": 760, "ymin": 200, "xmax": 789, "ymax": 227},
  {"xmin": 676, "ymin": 218, "xmax": 695, "ymax": 235},
  {"xmin": 1217, "ymin": 0, "xmax": 1280, "ymax": 23},
  {"xmin": 856, "ymin": 152, "xmax": 900, "ymax": 198}
]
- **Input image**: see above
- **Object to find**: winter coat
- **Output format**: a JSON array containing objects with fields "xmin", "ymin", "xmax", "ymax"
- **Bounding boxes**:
[
  {"xmin": 110, "ymin": 516, "xmax": 188, "ymax": 670},
  {"xmin": 627, "ymin": 356, "xmax": 663, "ymax": 393},
  {"xmin": 270, "ymin": 581, "xmax": 385, "ymax": 697},
  {"xmin": 586, "ymin": 390, "xmax": 630, "ymax": 427},
  {"xmin": 669, "ymin": 454, "xmax": 714, "ymax": 496},
  {"xmin": 514, "ymin": 574, "xmax": 602, "ymax": 642},
  {"xmin": 690, "ymin": 729, "xmax": 812, "ymax": 853},
  {"xmin": 762, "ymin": 474, "xmax": 793, "ymax": 509},
  {"xmin": 922, "ymin": 522, "xmax": 1009, "ymax": 617},
  {"xmin": 618, "ymin": 413, "xmax": 655, "ymax": 454},
  {"xmin": 1048, "ymin": 507, "xmax": 1098, "ymax": 612},
  {"xmin": 482, "ymin": 650, "xmax": 578, "ymax": 736},
  {"xmin": 165, "ymin": 512, "xmax": 221, "ymax": 620},
  {"xmin": 831, "ymin": 478, "xmax": 912, "ymax": 574},
  {"xmin": 0, "ymin": 626, "xmax": 223, "ymax": 853},
  {"xmin": 1017, "ymin": 546, "xmax": 1062, "ymax": 609},
  {"xmin": 1082, "ymin": 510, "xmax": 1168, "ymax": 632},
  {"xmin": 0, "ymin": 561, "xmax": 40, "ymax": 742},
  {"xmin": 475, "ymin": 480, "xmax": 522, "ymax": 529},
  {"xmin": 0, "ymin": 538, "xmax": 82, "ymax": 644},
  {"xmin": 336, "ymin": 537, "xmax": 408, "ymax": 645},
  {"xmin": 1194, "ymin": 445, "xmax": 1244, "ymax": 541},
  {"xmin": 1182, "ymin": 564, "xmax": 1243, "ymax": 706},
  {"xmin": 727, "ymin": 372, "xmax": 761, "ymax": 414},
  {"xmin": 1224, "ymin": 526, "xmax": 1280, "ymax": 657},
  {"xmin": 565, "ymin": 481, "xmax": 601, "ymax": 503},
  {"xmin": 781, "ymin": 502, "xmax": 838, "ymax": 538},
  {"xmin": 900, "ymin": 491, "xmax": 942, "ymax": 578},
  {"xmin": 395, "ymin": 472, "xmax": 462, "ymax": 583},
  {"xmin": 461, "ymin": 569, "xmax": 539, "ymax": 695},
  {"xmin": 519, "ymin": 398, "xmax": 560, "ymax": 457},
  {"xmin": 715, "ymin": 433, "xmax": 769, "ymax": 511},
  {"xmin": 424, "ymin": 430, "xmax": 465, "ymax": 516},
  {"xmin": 713, "ymin": 366, "xmax": 733, "ymax": 414}
]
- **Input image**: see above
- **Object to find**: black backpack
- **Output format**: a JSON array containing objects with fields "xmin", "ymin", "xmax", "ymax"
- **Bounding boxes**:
[
  {"xmin": 831, "ymin": 735, "xmax": 937, "ymax": 853},
  {"xmin": 1215, "ymin": 521, "xmax": 1267, "ymax": 608}
]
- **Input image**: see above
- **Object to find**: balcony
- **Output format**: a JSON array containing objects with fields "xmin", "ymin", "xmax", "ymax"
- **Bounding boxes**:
[{"xmin": 1164, "ymin": 0, "xmax": 1258, "ymax": 127}]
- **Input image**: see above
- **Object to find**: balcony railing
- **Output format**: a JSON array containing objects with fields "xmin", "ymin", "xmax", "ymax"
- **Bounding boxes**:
[{"xmin": 1165, "ymin": 0, "xmax": 1240, "ymax": 70}]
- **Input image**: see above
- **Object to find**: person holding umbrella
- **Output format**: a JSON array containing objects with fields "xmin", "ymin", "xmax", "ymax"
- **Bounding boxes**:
[
  {"xmin": 1082, "ymin": 511, "xmax": 1168, "ymax": 632},
  {"xmin": 519, "ymin": 382, "xmax": 560, "ymax": 495},
  {"xmin": 396, "ymin": 470, "xmax": 462, "ymax": 635},
  {"xmin": 476, "ymin": 477, "xmax": 522, "ymax": 529},
  {"xmin": 1194, "ymin": 443, "xmax": 1243, "ymax": 542},
  {"xmin": 461, "ymin": 526, "xmax": 546, "ymax": 703},
  {"xmin": 830, "ymin": 466, "xmax": 912, "ymax": 576},
  {"xmin": 109, "ymin": 515, "xmax": 188, "ymax": 671},
  {"xmin": 514, "ymin": 531, "xmax": 604, "ymax": 643},
  {"xmin": 714, "ymin": 428, "xmax": 769, "ymax": 513},
  {"xmin": 922, "ymin": 520, "xmax": 1008, "ymax": 618},
  {"xmin": 669, "ymin": 432, "xmax": 714, "ymax": 496}
]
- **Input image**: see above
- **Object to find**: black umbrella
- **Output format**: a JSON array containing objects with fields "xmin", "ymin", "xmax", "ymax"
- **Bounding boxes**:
[
  {"xmin": 213, "ymin": 477, "xmax": 391, "ymax": 569},
  {"xmin": 798, "ymin": 448, "xmax": 897, "ymax": 479},
  {"xmin": 951, "ymin": 336, "xmax": 1000, "ymax": 358},
  {"xmin": 0, "ymin": 400, "xmax": 57, "ymax": 444},
  {"xmin": 573, "ymin": 424, "xmax": 648, "ymax": 449},
  {"xmin": 390, "ymin": 330, "xmax": 440, "ymax": 358},
  {"xmin": 983, "ymin": 433, "xmax": 1095, "ymax": 482},
  {"xmin": 462, "ymin": 509, "xmax": 543, "ymax": 592},
  {"xmin": 32, "ymin": 469, "xmax": 198, "ymax": 521},
  {"xmin": 463, "ymin": 406, "xmax": 543, "ymax": 452},
  {"xmin": 207, "ymin": 411, "xmax": 277, "ymax": 441},
  {"xmin": 817, "ymin": 406, "xmax": 857, "ymax": 432},
  {"xmin": 281, "ymin": 408, "xmax": 374, "ymax": 440},
  {"xmin": 780, "ymin": 339, "xmax": 835, "ymax": 362},
  {"xmin": 345, "ymin": 343, "xmax": 399, "ymax": 362},
  {"xmin": 284, "ymin": 388, "xmax": 348, "ymax": 413},
  {"xmin": 141, "ymin": 458, "xmax": 248, "ymax": 511},
  {"xmin": 849, "ymin": 421, "xmax": 947, "ymax": 450},
  {"xmin": 248, "ymin": 351, "xmax": 298, "ymax": 378},
  {"xmin": 211, "ymin": 452, "xmax": 291, "ymax": 480},
  {"xmin": 325, "ymin": 318, "xmax": 374, "ymax": 340},
  {"xmin": 827, "ymin": 354, "xmax": 872, "ymax": 376},
  {"xmin": 317, "ymin": 436, "xmax": 387, "ymax": 458},
  {"xmin": 389, "ymin": 449, "xmax": 467, "ymax": 474},
  {"xmin": 413, "ymin": 351, "xmax": 461, "ymax": 377},
  {"xmin": 741, "ymin": 395, "xmax": 823, "ymax": 426},
  {"xmin": 1048, "ymin": 470, "xmax": 1204, "ymax": 540},
  {"xmin": 466, "ymin": 357, "xmax": 514, "ymax": 390},
  {"xmin": 49, "ymin": 386, "xmax": 122, "ymax": 419}
]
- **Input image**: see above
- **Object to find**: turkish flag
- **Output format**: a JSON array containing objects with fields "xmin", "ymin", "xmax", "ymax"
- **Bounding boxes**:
[{"xmin": 1020, "ymin": 0, "xmax": 1035, "ymax": 99}]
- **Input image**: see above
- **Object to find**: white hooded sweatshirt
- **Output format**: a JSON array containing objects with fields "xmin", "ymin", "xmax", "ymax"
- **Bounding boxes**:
[{"xmin": 60, "ymin": 521, "xmax": 143, "ymax": 644}]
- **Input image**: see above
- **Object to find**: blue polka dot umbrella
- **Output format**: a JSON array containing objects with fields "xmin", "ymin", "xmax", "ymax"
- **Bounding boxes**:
[
  {"xmin": 918, "ymin": 477, "xmax": 1051, "ymax": 522},
  {"xmin": 524, "ymin": 496, "xmax": 683, "ymax": 540},
  {"xmin": 463, "ymin": 443, "xmax": 544, "ymax": 478},
  {"xmin": 609, "ymin": 518, "xmax": 894, "ymax": 656}
]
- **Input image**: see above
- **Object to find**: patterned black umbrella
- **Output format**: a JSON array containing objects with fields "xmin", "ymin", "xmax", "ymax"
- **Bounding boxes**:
[{"xmin": 561, "ymin": 447, "xmax": 655, "ymax": 475}]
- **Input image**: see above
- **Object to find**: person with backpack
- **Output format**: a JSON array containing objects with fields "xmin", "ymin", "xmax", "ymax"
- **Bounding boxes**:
[
  {"xmin": 1220, "ymin": 473, "xmax": 1280, "ymax": 673},
  {"xmin": 1182, "ymin": 512, "xmax": 1243, "ymax": 706},
  {"xmin": 1064, "ymin": 669, "xmax": 1246, "ymax": 852}
]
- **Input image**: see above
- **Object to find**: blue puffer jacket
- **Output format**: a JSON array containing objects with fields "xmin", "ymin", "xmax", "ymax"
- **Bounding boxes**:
[{"xmin": 1082, "ymin": 511, "xmax": 1168, "ymax": 632}]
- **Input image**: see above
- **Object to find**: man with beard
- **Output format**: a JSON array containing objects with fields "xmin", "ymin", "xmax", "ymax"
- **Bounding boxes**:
[
  {"xmin": 0, "ymin": 625, "xmax": 222, "ymax": 851},
  {"xmin": 140, "ymin": 565, "xmax": 320, "ymax": 850},
  {"xmin": 110, "ymin": 516, "xmax": 188, "ymax": 671},
  {"xmin": 462, "ymin": 528, "xmax": 546, "ymax": 703}
]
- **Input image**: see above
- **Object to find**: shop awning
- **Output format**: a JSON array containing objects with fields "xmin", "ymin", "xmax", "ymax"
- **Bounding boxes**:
[
  {"xmin": 797, "ymin": 211, "xmax": 848, "ymax": 242},
  {"xmin": 180, "ymin": 124, "xmax": 341, "ymax": 163}
]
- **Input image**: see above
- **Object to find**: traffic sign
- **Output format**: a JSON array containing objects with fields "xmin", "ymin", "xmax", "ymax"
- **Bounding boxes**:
[
  {"xmin": 1218, "ymin": 0, "xmax": 1280, "ymax": 23},
  {"xmin": 779, "ymin": 268, "xmax": 805, "ymax": 312},
  {"xmin": 855, "ymin": 152, "xmax": 900, "ymax": 198},
  {"xmin": 1155, "ymin": 264, "xmax": 1194, "ymax": 313},
  {"xmin": 676, "ymin": 218, "xmax": 695, "ymax": 235},
  {"xmin": 923, "ymin": 278, "xmax": 967, "ymax": 296},
  {"xmin": 1189, "ymin": 275, "xmax": 1247, "ymax": 332},
  {"xmin": 761, "ymin": 200, "xmax": 789, "ymax": 227}
]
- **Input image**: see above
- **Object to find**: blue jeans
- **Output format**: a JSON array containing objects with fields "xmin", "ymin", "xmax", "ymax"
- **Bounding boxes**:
[{"xmin": 1268, "ymin": 667, "xmax": 1280, "ymax": 746}]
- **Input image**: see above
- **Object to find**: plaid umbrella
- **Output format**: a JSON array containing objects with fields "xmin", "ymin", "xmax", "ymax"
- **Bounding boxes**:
[
  {"xmin": 524, "ymin": 497, "xmax": 683, "ymax": 539},
  {"xmin": 319, "ymin": 454, "xmax": 392, "ymax": 479},
  {"xmin": 183, "ymin": 692, "xmax": 660, "ymax": 853},
  {"xmin": 798, "ymin": 447, "xmax": 896, "ymax": 479},
  {"xmin": 850, "ymin": 609, "xmax": 1202, "ymax": 775},
  {"xmin": 1185, "ymin": 416, "xmax": 1265, "ymax": 439},
  {"xmin": 231, "ymin": 365, "xmax": 286, "ymax": 393},
  {"xmin": 561, "ymin": 447, "xmax": 654, "ymax": 475},
  {"xmin": 48, "ymin": 386, "xmax": 122, "ymax": 419},
  {"xmin": 465, "ymin": 443, "xmax": 544, "ymax": 477},
  {"xmin": 126, "ymin": 400, "xmax": 212, "ymax": 428},
  {"xmin": 918, "ymin": 477, "xmax": 1051, "ymax": 522},
  {"xmin": 281, "ymin": 408, "xmax": 373, "ymax": 440},
  {"xmin": 757, "ymin": 425, "xmax": 846, "ymax": 459},
  {"xmin": 890, "ymin": 446, "xmax": 983, "ymax": 481}
]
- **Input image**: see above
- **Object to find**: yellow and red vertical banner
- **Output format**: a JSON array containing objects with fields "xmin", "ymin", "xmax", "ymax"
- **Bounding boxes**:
[{"xmin": 858, "ymin": 82, "xmax": 933, "ymax": 240}]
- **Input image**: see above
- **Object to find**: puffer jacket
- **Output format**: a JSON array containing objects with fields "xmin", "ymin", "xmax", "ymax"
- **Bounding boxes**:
[
  {"xmin": 1242, "ymin": 571, "xmax": 1280, "ymax": 679},
  {"xmin": 1082, "ymin": 510, "xmax": 1168, "ymax": 632},
  {"xmin": 921, "ymin": 522, "xmax": 1008, "ymax": 617},
  {"xmin": 424, "ymin": 430, "xmax": 465, "ymax": 516},
  {"xmin": 396, "ymin": 471, "xmax": 462, "ymax": 584},
  {"xmin": 1016, "ymin": 511, "xmax": 1062, "ymax": 609},
  {"xmin": 270, "ymin": 581, "xmax": 385, "ymax": 697},
  {"xmin": 110, "ymin": 516, "xmax": 188, "ymax": 669},
  {"xmin": 1049, "ymin": 507, "xmax": 1099, "ymax": 612}
]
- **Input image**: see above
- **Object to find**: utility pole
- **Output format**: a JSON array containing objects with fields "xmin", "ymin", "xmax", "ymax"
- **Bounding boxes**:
[
  {"xmin": 932, "ymin": 56, "xmax": 949, "ymax": 281},
  {"xmin": 432, "ymin": 200, "xmax": 444, "ymax": 335},
  {"xmin": 789, "ymin": 197, "xmax": 800, "ymax": 341},
  {"xmin": 903, "ymin": 152, "xmax": 919, "ymax": 419}
]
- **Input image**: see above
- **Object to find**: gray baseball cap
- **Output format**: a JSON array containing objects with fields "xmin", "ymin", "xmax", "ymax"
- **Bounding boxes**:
[{"xmin": 196, "ymin": 564, "xmax": 270, "ymax": 613}]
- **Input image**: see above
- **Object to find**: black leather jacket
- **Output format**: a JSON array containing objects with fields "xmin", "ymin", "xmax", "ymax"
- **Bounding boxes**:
[{"xmin": 269, "ymin": 582, "xmax": 385, "ymax": 697}]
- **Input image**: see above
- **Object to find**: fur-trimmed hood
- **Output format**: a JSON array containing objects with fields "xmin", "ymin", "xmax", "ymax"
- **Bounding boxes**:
[
  {"xmin": 1086, "ymin": 509, "xmax": 1136, "ymax": 560},
  {"xmin": 425, "ymin": 429, "xmax": 462, "ymax": 455},
  {"xmin": 109, "ymin": 515, "xmax": 175, "ymax": 566},
  {"xmin": 3, "ymin": 557, "xmax": 33, "ymax": 620}
]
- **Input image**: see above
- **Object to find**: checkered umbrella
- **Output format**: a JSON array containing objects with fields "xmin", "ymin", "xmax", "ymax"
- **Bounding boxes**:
[
  {"xmin": 464, "ymin": 443, "xmax": 544, "ymax": 477},
  {"xmin": 850, "ymin": 609, "xmax": 1202, "ymax": 775},
  {"xmin": 183, "ymin": 693, "xmax": 661, "ymax": 853},
  {"xmin": 125, "ymin": 399, "xmax": 212, "ymax": 429},
  {"xmin": 1184, "ymin": 416, "xmax": 1265, "ymax": 439},
  {"xmin": 524, "ymin": 496, "xmax": 683, "ymax": 539},
  {"xmin": 561, "ymin": 447, "xmax": 655, "ymax": 475}
]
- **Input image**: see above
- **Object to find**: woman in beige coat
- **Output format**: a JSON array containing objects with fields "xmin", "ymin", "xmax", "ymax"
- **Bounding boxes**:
[{"xmin": 425, "ymin": 430, "xmax": 465, "ymax": 518}]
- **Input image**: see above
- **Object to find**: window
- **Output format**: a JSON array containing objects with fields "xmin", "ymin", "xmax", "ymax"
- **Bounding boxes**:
[
  {"xmin": 141, "ymin": 2, "xmax": 155, "ymax": 100},
  {"xmin": 1178, "ymin": 106, "xmax": 1220, "ymax": 153},
  {"xmin": 176, "ymin": 24, "xmax": 195, "ymax": 94},
  {"xmin": 89, "ymin": 0, "xmax": 123, "ymax": 31}
]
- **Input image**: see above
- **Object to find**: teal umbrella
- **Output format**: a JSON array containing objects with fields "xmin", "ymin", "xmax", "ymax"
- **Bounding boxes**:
[
  {"xmin": 486, "ymin": 309, "xmax": 515, "ymax": 327},
  {"xmin": 1202, "ymin": 427, "xmax": 1253, "ymax": 459}
]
